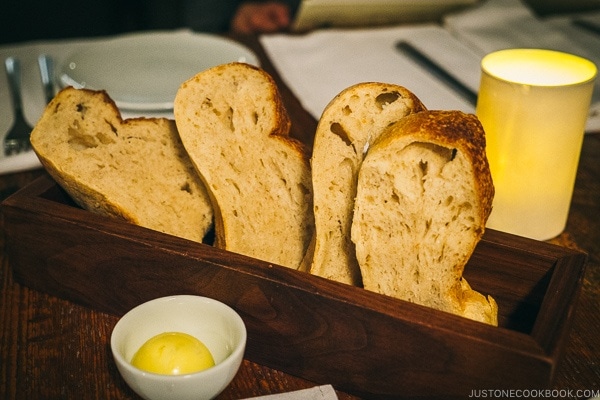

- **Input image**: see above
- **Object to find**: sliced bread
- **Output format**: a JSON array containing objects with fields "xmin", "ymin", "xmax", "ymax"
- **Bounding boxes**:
[
  {"xmin": 351, "ymin": 110, "xmax": 497, "ymax": 325},
  {"xmin": 174, "ymin": 63, "xmax": 313, "ymax": 269},
  {"xmin": 309, "ymin": 82, "xmax": 426, "ymax": 285},
  {"xmin": 30, "ymin": 87, "xmax": 213, "ymax": 242}
]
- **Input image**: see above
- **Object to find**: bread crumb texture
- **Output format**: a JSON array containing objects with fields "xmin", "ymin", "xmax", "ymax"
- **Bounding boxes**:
[
  {"xmin": 30, "ymin": 87, "xmax": 213, "ymax": 242},
  {"xmin": 31, "ymin": 74, "xmax": 498, "ymax": 326},
  {"xmin": 174, "ymin": 63, "xmax": 313, "ymax": 269},
  {"xmin": 310, "ymin": 83, "xmax": 426, "ymax": 286},
  {"xmin": 351, "ymin": 110, "xmax": 497, "ymax": 325}
]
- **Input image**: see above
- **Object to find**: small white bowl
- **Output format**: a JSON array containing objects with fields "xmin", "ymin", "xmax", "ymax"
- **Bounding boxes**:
[{"xmin": 111, "ymin": 295, "xmax": 247, "ymax": 400}]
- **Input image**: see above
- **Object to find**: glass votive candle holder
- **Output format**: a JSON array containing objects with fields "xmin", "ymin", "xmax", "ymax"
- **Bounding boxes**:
[{"xmin": 476, "ymin": 48, "xmax": 597, "ymax": 240}]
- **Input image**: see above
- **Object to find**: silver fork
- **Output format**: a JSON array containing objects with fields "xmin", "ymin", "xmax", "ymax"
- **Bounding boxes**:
[{"xmin": 4, "ymin": 57, "xmax": 33, "ymax": 156}]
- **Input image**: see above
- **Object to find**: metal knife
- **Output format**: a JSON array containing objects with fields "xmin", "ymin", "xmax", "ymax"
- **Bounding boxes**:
[{"xmin": 395, "ymin": 40, "xmax": 478, "ymax": 106}]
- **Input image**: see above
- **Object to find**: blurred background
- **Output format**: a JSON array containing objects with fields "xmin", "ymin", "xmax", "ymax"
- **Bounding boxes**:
[
  {"xmin": 2, "ymin": 0, "xmax": 600, "ymax": 44},
  {"xmin": 2, "ymin": 0, "xmax": 184, "ymax": 44}
]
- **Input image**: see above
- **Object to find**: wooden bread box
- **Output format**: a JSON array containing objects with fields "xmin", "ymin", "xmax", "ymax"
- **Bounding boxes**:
[{"xmin": 1, "ymin": 173, "xmax": 587, "ymax": 399}]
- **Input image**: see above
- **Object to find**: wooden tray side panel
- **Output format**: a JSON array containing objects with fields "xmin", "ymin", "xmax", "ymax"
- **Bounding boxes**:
[
  {"xmin": 0, "ymin": 197, "xmax": 550, "ymax": 398},
  {"xmin": 531, "ymin": 252, "xmax": 587, "ymax": 361},
  {"xmin": 466, "ymin": 238, "xmax": 555, "ymax": 333},
  {"xmin": 2, "ymin": 176, "xmax": 586, "ymax": 398}
]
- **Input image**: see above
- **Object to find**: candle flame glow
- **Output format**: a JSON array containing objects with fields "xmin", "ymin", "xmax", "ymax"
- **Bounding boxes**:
[{"xmin": 481, "ymin": 49, "xmax": 596, "ymax": 87}]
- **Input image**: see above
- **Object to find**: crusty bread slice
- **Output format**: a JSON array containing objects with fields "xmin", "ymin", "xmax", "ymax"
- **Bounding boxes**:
[
  {"xmin": 309, "ymin": 83, "xmax": 426, "ymax": 285},
  {"xmin": 174, "ymin": 63, "xmax": 313, "ymax": 269},
  {"xmin": 351, "ymin": 110, "xmax": 498, "ymax": 325},
  {"xmin": 30, "ymin": 87, "xmax": 213, "ymax": 242}
]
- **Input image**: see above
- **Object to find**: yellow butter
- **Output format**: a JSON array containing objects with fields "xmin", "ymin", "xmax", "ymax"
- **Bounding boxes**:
[{"xmin": 131, "ymin": 332, "xmax": 215, "ymax": 375}]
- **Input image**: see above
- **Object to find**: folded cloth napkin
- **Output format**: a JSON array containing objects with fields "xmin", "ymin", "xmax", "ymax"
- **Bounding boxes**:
[
  {"xmin": 444, "ymin": 0, "xmax": 600, "ymax": 131},
  {"xmin": 245, "ymin": 385, "xmax": 338, "ymax": 400},
  {"xmin": 260, "ymin": 24, "xmax": 482, "ymax": 120}
]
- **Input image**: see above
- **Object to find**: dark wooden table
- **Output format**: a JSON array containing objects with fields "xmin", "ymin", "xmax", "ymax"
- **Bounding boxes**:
[{"xmin": 1, "ymin": 35, "xmax": 599, "ymax": 400}]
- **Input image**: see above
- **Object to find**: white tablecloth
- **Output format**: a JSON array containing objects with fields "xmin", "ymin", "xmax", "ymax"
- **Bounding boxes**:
[
  {"xmin": 260, "ymin": 24, "xmax": 481, "ymax": 119},
  {"xmin": 260, "ymin": 0, "xmax": 600, "ymax": 131}
]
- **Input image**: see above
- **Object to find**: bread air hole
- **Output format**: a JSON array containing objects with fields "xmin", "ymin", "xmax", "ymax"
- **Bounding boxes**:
[
  {"xmin": 225, "ymin": 178, "xmax": 241, "ymax": 194},
  {"xmin": 180, "ymin": 182, "xmax": 192, "ymax": 194},
  {"xmin": 330, "ymin": 122, "xmax": 352, "ymax": 147},
  {"xmin": 75, "ymin": 102, "xmax": 87, "ymax": 114},
  {"xmin": 414, "ymin": 142, "xmax": 455, "ymax": 162},
  {"xmin": 67, "ymin": 134, "xmax": 96, "ymax": 150},
  {"xmin": 419, "ymin": 160, "xmax": 428, "ymax": 176},
  {"xmin": 68, "ymin": 117, "xmax": 119, "ymax": 150},
  {"xmin": 413, "ymin": 267, "xmax": 420, "ymax": 285},
  {"xmin": 375, "ymin": 91, "xmax": 400, "ymax": 109},
  {"xmin": 226, "ymin": 107, "xmax": 234, "ymax": 132},
  {"xmin": 393, "ymin": 142, "xmax": 459, "ymax": 203},
  {"xmin": 97, "ymin": 131, "xmax": 117, "ymax": 144}
]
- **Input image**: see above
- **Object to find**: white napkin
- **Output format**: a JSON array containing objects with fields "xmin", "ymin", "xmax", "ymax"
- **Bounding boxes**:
[
  {"xmin": 260, "ymin": 24, "xmax": 481, "ymax": 120},
  {"xmin": 245, "ymin": 385, "xmax": 338, "ymax": 400},
  {"xmin": 444, "ymin": 0, "xmax": 592, "ymax": 55},
  {"xmin": 443, "ymin": 0, "xmax": 600, "ymax": 131},
  {"xmin": 260, "ymin": 0, "xmax": 600, "ymax": 133}
]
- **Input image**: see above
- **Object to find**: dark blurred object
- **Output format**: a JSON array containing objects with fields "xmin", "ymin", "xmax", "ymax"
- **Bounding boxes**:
[
  {"xmin": 182, "ymin": 0, "xmax": 300, "ymax": 33},
  {"xmin": 523, "ymin": 0, "xmax": 600, "ymax": 15},
  {"xmin": 0, "ymin": 0, "xmax": 301, "ymax": 44},
  {"xmin": 0, "ymin": 0, "xmax": 183, "ymax": 44},
  {"xmin": 182, "ymin": 0, "xmax": 240, "ymax": 33},
  {"xmin": 1, "ymin": 0, "xmax": 599, "ymax": 45}
]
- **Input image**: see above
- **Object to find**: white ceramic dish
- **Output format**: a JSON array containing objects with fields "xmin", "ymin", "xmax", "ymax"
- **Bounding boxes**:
[
  {"xmin": 59, "ymin": 31, "xmax": 259, "ymax": 111},
  {"xmin": 110, "ymin": 295, "xmax": 247, "ymax": 400}
]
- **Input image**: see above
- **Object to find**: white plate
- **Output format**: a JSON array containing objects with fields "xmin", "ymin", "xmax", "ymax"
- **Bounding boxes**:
[{"xmin": 59, "ymin": 31, "xmax": 259, "ymax": 111}]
